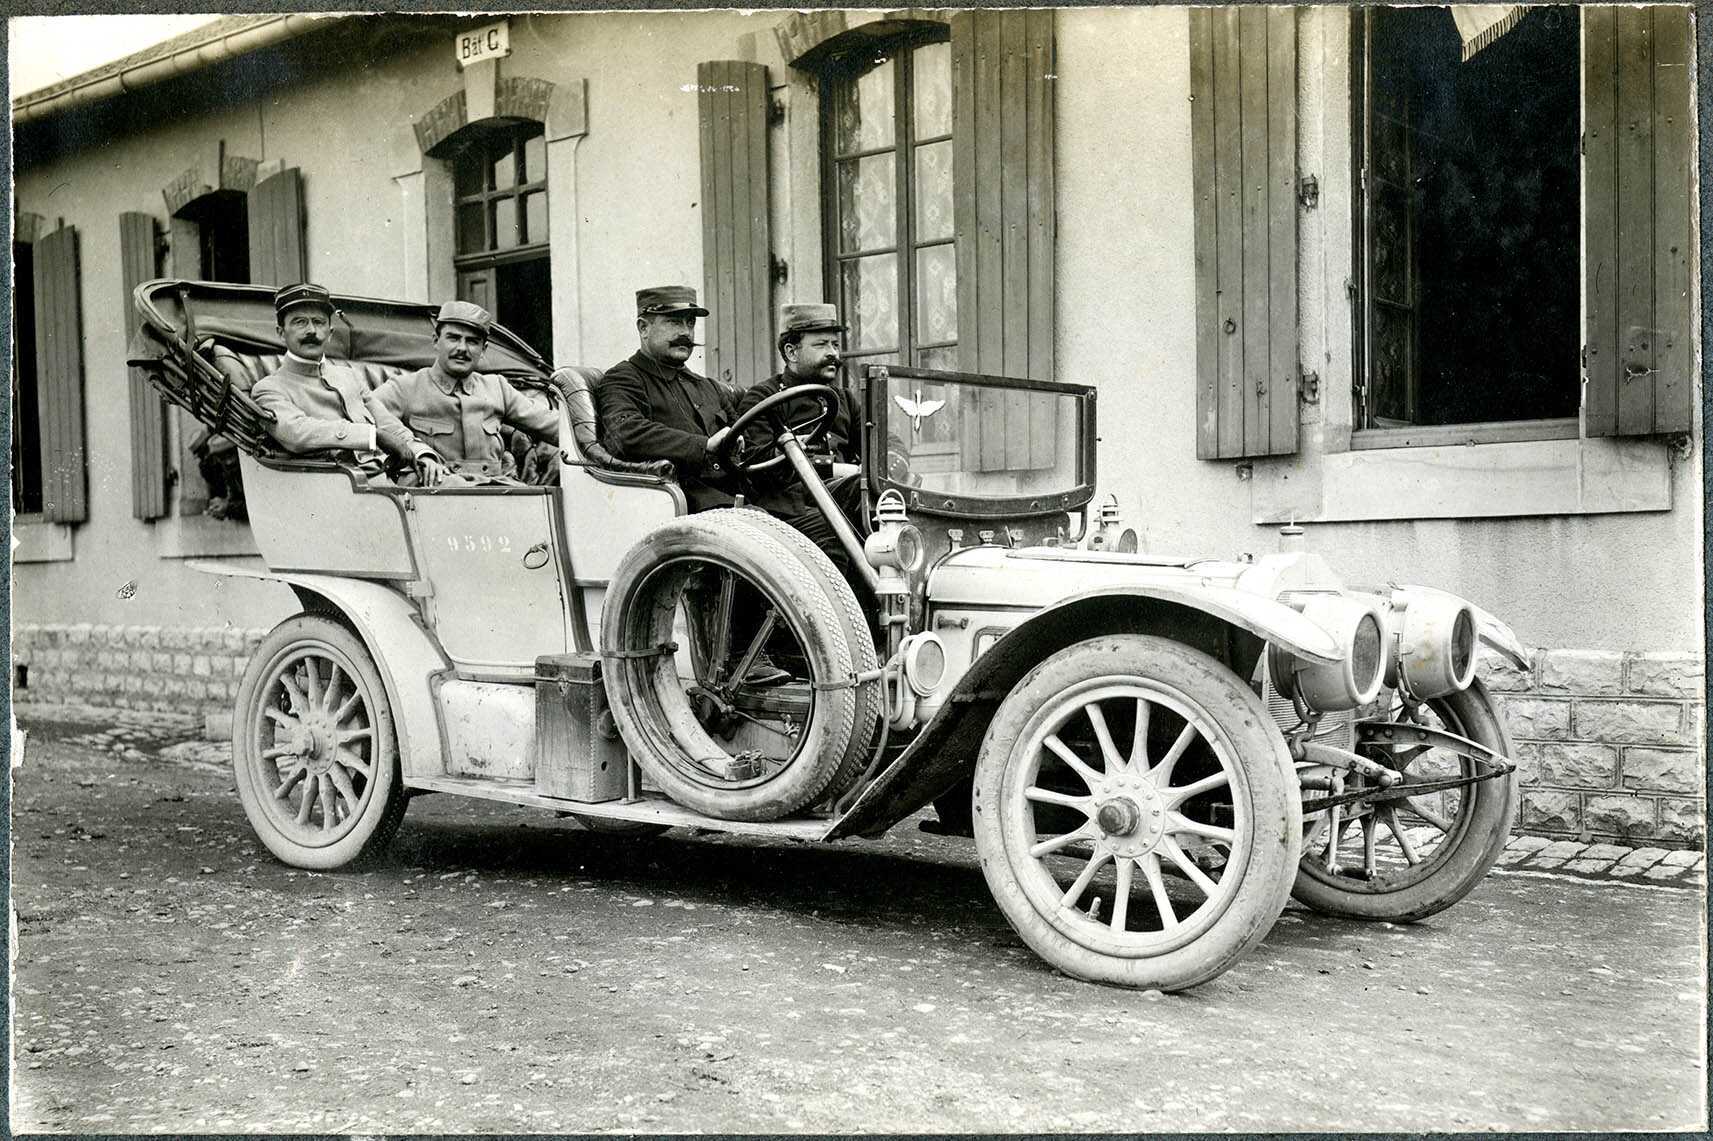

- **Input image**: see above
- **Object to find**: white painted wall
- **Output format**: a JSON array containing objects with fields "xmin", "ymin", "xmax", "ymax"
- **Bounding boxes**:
[{"xmin": 13, "ymin": 8, "xmax": 1703, "ymax": 654}]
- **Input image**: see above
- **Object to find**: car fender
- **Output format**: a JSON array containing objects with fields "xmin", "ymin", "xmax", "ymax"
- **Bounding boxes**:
[
  {"xmin": 1041, "ymin": 584, "xmax": 1345, "ymax": 664},
  {"xmin": 187, "ymin": 560, "xmax": 448, "ymax": 779},
  {"xmin": 828, "ymin": 585, "xmax": 1332, "ymax": 840},
  {"xmin": 1395, "ymin": 582, "xmax": 1533, "ymax": 670}
]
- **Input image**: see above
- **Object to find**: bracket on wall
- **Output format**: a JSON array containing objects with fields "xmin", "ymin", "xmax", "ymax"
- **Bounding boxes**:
[
  {"xmin": 1667, "ymin": 433, "xmax": 1693, "ymax": 462},
  {"xmin": 770, "ymin": 254, "xmax": 789, "ymax": 285},
  {"xmin": 1298, "ymin": 174, "xmax": 1319, "ymax": 210},
  {"xmin": 1298, "ymin": 367, "xmax": 1321, "ymax": 405},
  {"xmin": 769, "ymin": 98, "xmax": 787, "ymax": 126}
]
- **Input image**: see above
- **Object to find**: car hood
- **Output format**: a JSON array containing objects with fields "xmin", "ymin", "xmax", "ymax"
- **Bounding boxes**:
[{"xmin": 926, "ymin": 544, "xmax": 1342, "ymax": 608}]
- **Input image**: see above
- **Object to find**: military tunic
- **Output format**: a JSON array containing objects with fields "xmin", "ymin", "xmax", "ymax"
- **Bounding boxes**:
[
  {"xmin": 367, "ymin": 362, "xmax": 559, "ymax": 477},
  {"xmin": 596, "ymin": 350, "xmax": 742, "ymax": 511},
  {"xmin": 252, "ymin": 354, "xmax": 426, "ymax": 465}
]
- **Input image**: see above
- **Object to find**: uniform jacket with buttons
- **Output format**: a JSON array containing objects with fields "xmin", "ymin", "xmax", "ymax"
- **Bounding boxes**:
[
  {"xmin": 252, "ymin": 355, "xmax": 424, "ymax": 462},
  {"xmin": 366, "ymin": 362, "xmax": 559, "ymax": 475},
  {"xmin": 596, "ymin": 350, "xmax": 743, "ymax": 508}
]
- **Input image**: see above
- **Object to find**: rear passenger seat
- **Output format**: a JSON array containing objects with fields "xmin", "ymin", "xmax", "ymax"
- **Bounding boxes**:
[{"xmin": 201, "ymin": 341, "xmax": 406, "ymax": 393}]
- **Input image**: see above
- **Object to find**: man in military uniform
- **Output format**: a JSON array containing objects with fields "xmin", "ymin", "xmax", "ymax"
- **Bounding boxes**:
[
  {"xmin": 251, "ymin": 283, "xmax": 434, "ymax": 478},
  {"xmin": 367, "ymin": 300, "xmax": 559, "ymax": 486},
  {"xmin": 595, "ymin": 285, "xmax": 740, "ymax": 513},
  {"xmin": 733, "ymin": 302, "xmax": 867, "ymax": 577}
]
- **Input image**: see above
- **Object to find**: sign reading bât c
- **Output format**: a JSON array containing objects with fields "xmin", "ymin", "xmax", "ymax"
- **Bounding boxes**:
[{"xmin": 455, "ymin": 21, "xmax": 511, "ymax": 68}]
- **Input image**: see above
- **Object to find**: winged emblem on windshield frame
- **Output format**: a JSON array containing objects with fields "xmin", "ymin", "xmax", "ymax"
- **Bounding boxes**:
[{"xmin": 894, "ymin": 390, "xmax": 946, "ymax": 434}]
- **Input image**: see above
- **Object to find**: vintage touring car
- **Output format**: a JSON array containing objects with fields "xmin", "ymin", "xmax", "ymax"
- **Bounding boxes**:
[{"xmin": 131, "ymin": 278, "xmax": 1529, "ymax": 991}]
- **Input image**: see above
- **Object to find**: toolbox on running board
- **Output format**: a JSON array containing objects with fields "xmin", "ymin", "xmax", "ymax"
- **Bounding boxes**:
[{"xmin": 533, "ymin": 652, "xmax": 627, "ymax": 802}]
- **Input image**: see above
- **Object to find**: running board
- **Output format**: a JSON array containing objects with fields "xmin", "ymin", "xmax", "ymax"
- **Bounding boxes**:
[{"xmin": 404, "ymin": 775, "xmax": 836, "ymax": 841}]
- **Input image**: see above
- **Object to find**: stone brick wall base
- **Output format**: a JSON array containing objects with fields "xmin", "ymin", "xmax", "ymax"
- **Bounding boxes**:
[
  {"xmin": 12, "ymin": 624, "xmax": 268, "ymax": 715},
  {"xmin": 1483, "ymin": 649, "xmax": 1705, "ymax": 847},
  {"xmin": 11, "ymin": 624, "xmax": 1707, "ymax": 847}
]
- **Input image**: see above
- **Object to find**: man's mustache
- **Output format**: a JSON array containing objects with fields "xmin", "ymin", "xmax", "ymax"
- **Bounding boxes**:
[{"xmin": 670, "ymin": 338, "xmax": 702, "ymax": 348}]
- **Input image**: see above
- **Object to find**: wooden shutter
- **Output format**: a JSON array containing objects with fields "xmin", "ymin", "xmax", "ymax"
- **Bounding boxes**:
[
  {"xmin": 121, "ymin": 212, "xmax": 170, "ymax": 520},
  {"xmin": 952, "ymin": 9, "xmax": 1057, "ymax": 472},
  {"xmin": 33, "ymin": 225, "xmax": 88, "ymax": 524},
  {"xmin": 697, "ymin": 60, "xmax": 772, "ymax": 388},
  {"xmin": 1584, "ymin": 6, "xmax": 1693, "ymax": 437},
  {"xmin": 167, "ymin": 210, "xmax": 209, "ymax": 515},
  {"xmin": 1189, "ymin": 7, "xmax": 1298, "ymax": 460},
  {"xmin": 247, "ymin": 166, "xmax": 307, "ymax": 287}
]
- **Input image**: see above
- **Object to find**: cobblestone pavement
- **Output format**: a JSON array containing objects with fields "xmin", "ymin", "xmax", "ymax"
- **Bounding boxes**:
[{"xmin": 1497, "ymin": 834, "xmax": 1706, "ymax": 885}]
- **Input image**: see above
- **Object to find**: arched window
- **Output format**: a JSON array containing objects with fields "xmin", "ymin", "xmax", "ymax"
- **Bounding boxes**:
[
  {"xmin": 449, "ymin": 119, "xmax": 551, "ymax": 356},
  {"xmin": 820, "ymin": 29, "xmax": 957, "ymax": 373}
]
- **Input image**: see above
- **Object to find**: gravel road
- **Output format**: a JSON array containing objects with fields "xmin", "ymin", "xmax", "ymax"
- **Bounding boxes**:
[{"xmin": 11, "ymin": 717, "xmax": 1707, "ymax": 1133}]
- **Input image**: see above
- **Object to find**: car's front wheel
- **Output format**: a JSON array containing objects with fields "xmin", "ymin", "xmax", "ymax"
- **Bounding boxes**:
[
  {"xmin": 233, "ymin": 614, "xmax": 407, "ymax": 869},
  {"xmin": 973, "ymin": 635, "xmax": 1300, "ymax": 991},
  {"xmin": 1290, "ymin": 678, "xmax": 1518, "ymax": 921}
]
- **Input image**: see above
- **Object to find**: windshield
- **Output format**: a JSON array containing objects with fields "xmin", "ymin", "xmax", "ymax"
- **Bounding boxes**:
[{"xmin": 868, "ymin": 365, "xmax": 1094, "ymax": 517}]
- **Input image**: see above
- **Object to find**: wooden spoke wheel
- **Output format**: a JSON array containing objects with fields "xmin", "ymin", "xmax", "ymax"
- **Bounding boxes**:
[
  {"xmin": 1291, "ymin": 679, "xmax": 1517, "ymax": 921},
  {"xmin": 974, "ymin": 635, "xmax": 1301, "ymax": 991},
  {"xmin": 233, "ymin": 615, "xmax": 406, "ymax": 869}
]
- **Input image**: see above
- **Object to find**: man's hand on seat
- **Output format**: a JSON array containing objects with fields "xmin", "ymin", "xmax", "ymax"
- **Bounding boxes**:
[{"xmin": 417, "ymin": 453, "xmax": 450, "ymax": 487}]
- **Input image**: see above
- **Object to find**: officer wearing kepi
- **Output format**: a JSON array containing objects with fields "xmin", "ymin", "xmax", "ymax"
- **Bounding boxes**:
[
  {"xmin": 596, "ymin": 285, "xmax": 741, "ymax": 512},
  {"xmin": 367, "ymin": 300, "xmax": 560, "ymax": 486},
  {"xmin": 251, "ymin": 282, "xmax": 431, "ymax": 475}
]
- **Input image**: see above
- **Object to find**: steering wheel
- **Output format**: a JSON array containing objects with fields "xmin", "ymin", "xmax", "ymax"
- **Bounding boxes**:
[{"xmin": 718, "ymin": 383, "xmax": 839, "ymax": 475}]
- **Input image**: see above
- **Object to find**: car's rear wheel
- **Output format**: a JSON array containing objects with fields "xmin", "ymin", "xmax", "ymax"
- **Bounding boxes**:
[
  {"xmin": 973, "ymin": 635, "xmax": 1300, "ymax": 991},
  {"xmin": 602, "ymin": 514, "xmax": 862, "ymax": 821},
  {"xmin": 1290, "ymin": 679, "xmax": 1517, "ymax": 921},
  {"xmin": 233, "ymin": 615, "xmax": 407, "ymax": 869}
]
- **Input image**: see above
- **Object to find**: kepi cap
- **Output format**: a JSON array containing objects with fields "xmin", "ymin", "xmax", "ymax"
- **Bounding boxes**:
[
  {"xmin": 779, "ymin": 302, "xmax": 844, "ymax": 336},
  {"xmin": 274, "ymin": 282, "xmax": 334, "ymax": 320},
  {"xmin": 435, "ymin": 299, "xmax": 492, "ymax": 337},
  {"xmin": 636, "ymin": 285, "xmax": 709, "ymax": 318}
]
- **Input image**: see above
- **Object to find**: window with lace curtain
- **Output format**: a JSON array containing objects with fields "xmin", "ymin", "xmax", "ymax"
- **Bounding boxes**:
[{"xmin": 820, "ymin": 31, "xmax": 958, "ymax": 377}]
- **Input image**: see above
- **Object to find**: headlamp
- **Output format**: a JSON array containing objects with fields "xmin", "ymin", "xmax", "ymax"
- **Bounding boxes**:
[
  {"xmin": 1387, "ymin": 588, "xmax": 1479, "ymax": 699},
  {"xmin": 1268, "ymin": 594, "xmax": 1389, "ymax": 713}
]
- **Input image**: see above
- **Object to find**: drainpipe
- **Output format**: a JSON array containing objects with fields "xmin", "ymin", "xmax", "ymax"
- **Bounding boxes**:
[{"xmin": 12, "ymin": 14, "xmax": 336, "ymax": 127}]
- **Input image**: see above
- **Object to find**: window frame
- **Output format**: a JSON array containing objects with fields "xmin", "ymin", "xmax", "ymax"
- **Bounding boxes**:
[
  {"xmin": 816, "ymin": 24, "xmax": 956, "ymax": 375},
  {"xmin": 1347, "ymin": 6, "xmax": 1582, "ymax": 449},
  {"xmin": 1251, "ymin": 7, "xmax": 1675, "ymax": 525},
  {"xmin": 451, "ymin": 119, "xmax": 550, "ymax": 268}
]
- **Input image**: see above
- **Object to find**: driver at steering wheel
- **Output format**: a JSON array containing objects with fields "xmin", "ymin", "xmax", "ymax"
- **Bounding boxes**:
[
  {"xmin": 596, "ymin": 285, "xmax": 743, "ymax": 513},
  {"xmin": 731, "ymin": 303, "xmax": 868, "ymax": 581}
]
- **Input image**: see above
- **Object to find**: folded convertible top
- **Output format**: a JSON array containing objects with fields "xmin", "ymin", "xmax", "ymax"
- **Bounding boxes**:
[{"xmin": 131, "ymin": 278, "xmax": 551, "ymax": 378}]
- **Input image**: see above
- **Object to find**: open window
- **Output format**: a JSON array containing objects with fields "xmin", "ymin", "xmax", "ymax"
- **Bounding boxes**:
[
  {"xmin": 1349, "ymin": 4, "xmax": 1693, "ymax": 446},
  {"xmin": 1352, "ymin": 6, "xmax": 1580, "ymax": 439}
]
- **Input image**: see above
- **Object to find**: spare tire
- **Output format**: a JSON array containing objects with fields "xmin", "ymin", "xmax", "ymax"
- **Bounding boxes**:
[
  {"xmin": 602, "ymin": 513, "xmax": 861, "ymax": 821},
  {"xmin": 724, "ymin": 508, "xmax": 883, "ymax": 799}
]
